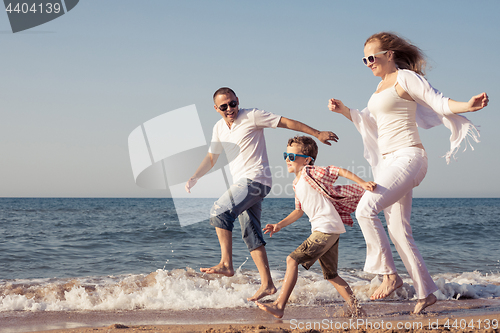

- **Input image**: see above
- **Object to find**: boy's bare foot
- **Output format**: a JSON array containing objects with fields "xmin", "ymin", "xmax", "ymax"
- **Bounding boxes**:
[
  {"xmin": 343, "ymin": 295, "xmax": 366, "ymax": 318},
  {"xmin": 200, "ymin": 263, "xmax": 234, "ymax": 277},
  {"xmin": 370, "ymin": 274, "xmax": 403, "ymax": 300},
  {"xmin": 413, "ymin": 293, "xmax": 437, "ymax": 314},
  {"xmin": 343, "ymin": 304, "xmax": 366, "ymax": 318},
  {"xmin": 254, "ymin": 301, "xmax": 284, "ymax": 319},
  {"xmin": 247, "ymin": 285, "xmax": 277, "ymax": 301}
]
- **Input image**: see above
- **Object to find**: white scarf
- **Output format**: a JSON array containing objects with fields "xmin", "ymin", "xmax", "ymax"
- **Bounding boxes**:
[{"xmin": 351, "ymin": 69, "xmax": 480, "ymax": 168}]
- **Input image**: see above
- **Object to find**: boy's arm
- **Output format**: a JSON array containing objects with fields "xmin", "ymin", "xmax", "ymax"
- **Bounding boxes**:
[
  {"xmin": 185, "ymin": 152, "xmax": 220, "ymax": 193},
  {"xmin": 263, "ymin": 209, "xmax": 304, "ymax": 237},
  {"xmin": 338, "ymin": 168, "xmax": 377, "ymax": 192},
  {"xmin": 277, "ymin": 117, "xmax": 338, "ymax": 145}
]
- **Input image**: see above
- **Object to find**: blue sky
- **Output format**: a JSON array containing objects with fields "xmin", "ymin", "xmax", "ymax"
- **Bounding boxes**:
[{"xmin": 1, "ymin": 0, "xmax": 499, "ymax": 198}]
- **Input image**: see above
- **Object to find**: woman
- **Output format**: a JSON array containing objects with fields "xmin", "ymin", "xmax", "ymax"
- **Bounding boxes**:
[{"xmin": 329, "ymin": 32, "xmax": 488, "ymax": 314}]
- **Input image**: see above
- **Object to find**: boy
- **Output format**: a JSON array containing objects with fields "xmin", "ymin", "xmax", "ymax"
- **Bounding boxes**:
[{"xmin": 255, "ymin": 136, "xmax": 376, "ymax": 318}]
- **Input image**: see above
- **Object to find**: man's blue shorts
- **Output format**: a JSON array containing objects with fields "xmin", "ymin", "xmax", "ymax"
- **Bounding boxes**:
[{"xmin": 210, "ymin": 178, "xmax": 270, "ymax": 251}]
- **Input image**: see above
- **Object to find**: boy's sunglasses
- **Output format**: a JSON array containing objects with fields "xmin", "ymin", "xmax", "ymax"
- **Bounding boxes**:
[
  {"xmin": 362, "ymin": 50, "xmax": 388, "ymax": 66},
  {"xmin": 217, "ymin": 100, "xmax": 238, "ymax": 111},
  {"xmin": 283, "ymin": 152, "xmax": 315, "ymax": 162}
]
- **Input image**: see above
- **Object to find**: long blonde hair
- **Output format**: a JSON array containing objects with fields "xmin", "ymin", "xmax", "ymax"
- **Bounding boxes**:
[{"xmin": 365, "ymin": 32, "xmax": 427, "ymax": 76}]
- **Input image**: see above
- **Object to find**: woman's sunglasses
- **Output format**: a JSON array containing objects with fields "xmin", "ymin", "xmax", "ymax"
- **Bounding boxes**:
[
  {"xmin": 283, "ymin": 152, "xmax": 315, "ymax": 162},
  {"xmin": 217, "ymin": 100, "xmax": 238, "ymax": 111},
  {"xmin": 362, "ymin": 50, "xmax": 388, "ymax": 66}
]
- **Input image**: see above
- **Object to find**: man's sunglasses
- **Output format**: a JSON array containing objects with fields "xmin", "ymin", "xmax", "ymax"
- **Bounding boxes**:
[
  {"xmin": 362, "ymin": 50, "xmax": 388, "ymax": 66},
  {"xmin": 217, "ymin": 100, "xmax": 238, "ymax": 111},
  {"xmin": 283, "ymin": 152, "xmax": 315, "ymax": 162}
]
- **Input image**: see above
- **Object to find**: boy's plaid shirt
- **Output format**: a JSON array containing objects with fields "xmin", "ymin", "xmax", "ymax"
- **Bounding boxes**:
[{"xmin": 293, "ymin": 165, "xmax": 365, "ymax": 227}]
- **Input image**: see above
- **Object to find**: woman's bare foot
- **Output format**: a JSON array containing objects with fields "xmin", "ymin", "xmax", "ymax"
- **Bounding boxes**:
[
  {"xmin": 371, "ymin": 274, "xmax": 403, "ymax": 300},
  {"xmin": 200, "ymin": 263, "xmax": 234, "ymax": 277},
  {"xmin": 413, "ymin": 293, "xmax": 437, "ymax": 314},
  {"xmin": 254, "ymin": 301, "xmax": 284, "ymax": 318},
  {"xmin": 247, "ymin": 285, "xmax": 277, "ymax": 301}
]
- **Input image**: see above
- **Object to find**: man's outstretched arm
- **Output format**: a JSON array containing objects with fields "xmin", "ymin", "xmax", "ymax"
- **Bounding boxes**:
[
  {"xmin": 185, "ymin": 152, "xmax": 220, "ymax": 193},
  {"xmin": 277, "ymin": 117, "xmax": 338, "ymax": 145}
]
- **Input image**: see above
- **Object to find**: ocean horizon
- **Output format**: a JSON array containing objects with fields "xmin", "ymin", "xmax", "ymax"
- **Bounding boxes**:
[{"xmin": 1, "ymin": 197, "xmax": 499, "ymax": 312}]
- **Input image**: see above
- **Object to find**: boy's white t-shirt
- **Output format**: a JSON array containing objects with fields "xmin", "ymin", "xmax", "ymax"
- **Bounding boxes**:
[
  {"xmin": 209, "ymin": 108, "xmax": 281, "ymax": 187},
  {"xmin": 294, "ymin": 176, "xmax": 346, "ymax": 234}
]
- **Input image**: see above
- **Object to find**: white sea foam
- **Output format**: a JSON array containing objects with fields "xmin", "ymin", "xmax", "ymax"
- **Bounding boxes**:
[
  {"xmin": 433, "ymin": 271, "xmax": 500, "ymax": 300},
  {"xmin": 1, "ymin": 269, "xmax": 499, "ymax": 312}
]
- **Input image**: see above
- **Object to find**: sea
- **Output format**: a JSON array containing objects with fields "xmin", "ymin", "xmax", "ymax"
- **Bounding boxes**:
[{"xmin": 0, "ymin": 197, "xmax": 499, "ymax": 313}]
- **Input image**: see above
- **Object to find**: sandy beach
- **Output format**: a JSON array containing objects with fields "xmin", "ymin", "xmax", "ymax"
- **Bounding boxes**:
[{"xmin": 2, "ymin": 298, "xmax": 499, "ymax": 333}]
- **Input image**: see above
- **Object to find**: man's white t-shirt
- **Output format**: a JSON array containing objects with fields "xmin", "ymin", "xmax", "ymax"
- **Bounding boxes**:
[
  {"xmin": 294, "ymin": 176, "xmax": 346, "ymax": 234},
  {"xmin": 209, "ymin": 108, "xmax": 281, "ymax": 188}
]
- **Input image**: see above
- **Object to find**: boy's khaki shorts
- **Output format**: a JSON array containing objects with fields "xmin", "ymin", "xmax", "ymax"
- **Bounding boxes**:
[{"xmin": 289, "ymin": 231, "xmax": 340, "ymax": 280}]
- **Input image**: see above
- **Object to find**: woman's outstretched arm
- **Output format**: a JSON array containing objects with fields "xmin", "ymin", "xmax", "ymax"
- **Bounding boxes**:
[
  {"xmin": 328, "ymin": 98, "xmax": 353, "ymax": 121},
  {"xmin": 448, "ymin": 92, "xmax": 489, "ymax": 114}
]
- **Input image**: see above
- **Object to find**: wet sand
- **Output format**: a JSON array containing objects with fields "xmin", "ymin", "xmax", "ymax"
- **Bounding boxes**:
[{"xmin": 1, "ymin": 299, "xmax": 499, "ymax": 333}]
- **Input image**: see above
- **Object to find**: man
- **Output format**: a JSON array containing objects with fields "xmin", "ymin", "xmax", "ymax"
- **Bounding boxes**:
[{"xmin": 185, "ymin": 87, "xmax": 338, "ymax": 301}]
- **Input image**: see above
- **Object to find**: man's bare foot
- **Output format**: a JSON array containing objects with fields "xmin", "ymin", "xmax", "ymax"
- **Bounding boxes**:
[
  {"xmin": 200, "ymin": 263, "xmax": 234, "ymax": 277},
  {"xmin": 254, "ymin": 301, "xmax": 284, "ymax": 319},
  {"xmin": 413, "ymin": 293, "xmax": 437, "ymax": 314},
  {"xmin": 370, "ymin": 274, "xmax": 403, "ymax": 300},
  {"xmin": 247, "ymin": 285, "xmax": 277, "ymax": 301}
]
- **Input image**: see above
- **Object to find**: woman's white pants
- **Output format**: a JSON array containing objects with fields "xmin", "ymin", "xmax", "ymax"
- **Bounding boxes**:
[{"xmin": 355, "ymin": 147, "xmax": 438, "ymax": 299}]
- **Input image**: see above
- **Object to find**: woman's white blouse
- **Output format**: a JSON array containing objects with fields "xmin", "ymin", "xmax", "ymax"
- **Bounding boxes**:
[{"xmin": 351, "ymin": 69, "xmax": 480, "ymax": 168}]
